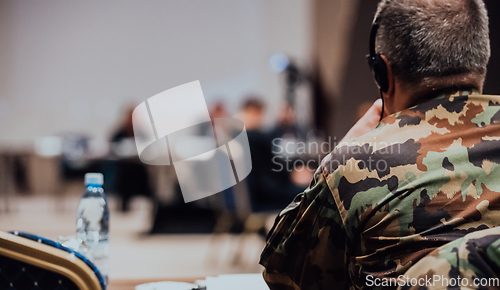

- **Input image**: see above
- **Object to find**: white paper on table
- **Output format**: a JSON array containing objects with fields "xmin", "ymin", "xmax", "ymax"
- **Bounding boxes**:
[
  {"xmin": 204, "ymin": 273, "xmax": 269, "ymax": 290},
  {"xmin": 135, "ymin": 273, "xmax": 269, "ymax": 290},
  {"xmin": 135, "ymin": 281, "xmax": 196, "ymax": 290}
]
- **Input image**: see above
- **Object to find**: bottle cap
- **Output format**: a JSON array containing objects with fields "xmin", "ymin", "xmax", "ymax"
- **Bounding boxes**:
[{"xmin": 84, "ymin": 173, "xmax": 104, "ymax": 185}]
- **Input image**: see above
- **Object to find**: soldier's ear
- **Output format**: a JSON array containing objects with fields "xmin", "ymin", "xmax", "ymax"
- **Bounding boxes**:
[{"xmin": 380, "ymin": 55, "xmax": 395, "ymax": 99}]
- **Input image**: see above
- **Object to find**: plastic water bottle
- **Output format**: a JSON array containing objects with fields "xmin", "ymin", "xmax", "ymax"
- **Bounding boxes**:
[{"xmin": 77, "ymin": 172, "xmax": 109, "ymax": 284}]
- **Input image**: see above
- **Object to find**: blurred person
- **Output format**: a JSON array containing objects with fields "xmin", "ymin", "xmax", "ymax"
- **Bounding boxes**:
[
  {"xmin": 110, "ymin": 104, "xmax": 151, "ymax": 212},
  {"xmin": 111, "ymin": 106, "xmax": 134, "ymax": 143},
  {"xmin": 270, "ymin": 104, "xmax": 314, "ymax": 187},
  {"xmin": 204, "ymin": 101, "xmax": 229, "ymax": 139},
  {"xmin": 206, "ymin": 101, "xmax": 239, "ymax": 213},
  {"xmin": 272, "ymin": 104, "xmax": 314, "ymax": 182},
  {"xmin": 150, "ymin": 101, "xmax": 234, "ymax": 234},
  {"xmin": 240, "ymin": 98, "xmax": 310, "ymax": 212},
  {"xmin": 209, "ymin": 101, "xmax": 227, "ymax": 119},
  {"xmin": 238, "ymin": 98, "xmax": 266, "ymax": 131},
  {"xmin": 260, "ymin": 0, "xmax": 500, "ymax": 289}
]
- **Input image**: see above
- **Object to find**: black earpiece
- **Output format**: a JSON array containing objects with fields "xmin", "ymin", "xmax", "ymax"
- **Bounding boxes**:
[{"xmin": 367, "ymin": 18, "xmax": 389, "ymax": 93}]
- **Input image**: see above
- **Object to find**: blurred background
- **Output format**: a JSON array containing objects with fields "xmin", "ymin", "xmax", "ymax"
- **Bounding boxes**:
[{"xmin": 1, "ymin": 0, "xmax": 499, "ymax": 286}]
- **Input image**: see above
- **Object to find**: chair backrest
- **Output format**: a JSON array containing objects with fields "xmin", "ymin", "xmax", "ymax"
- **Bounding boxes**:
[{"xmin": 0, "ymin": 231, "xmax": 103, "ymax": 290}]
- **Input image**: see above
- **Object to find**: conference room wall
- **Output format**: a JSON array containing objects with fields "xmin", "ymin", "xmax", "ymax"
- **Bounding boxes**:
[{"xmin": 0, "ymin": 0, "xmax": 312, "ymax": 144}]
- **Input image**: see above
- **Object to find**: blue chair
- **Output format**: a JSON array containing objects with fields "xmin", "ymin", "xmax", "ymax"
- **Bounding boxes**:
[{"xmin": 0, "ymin": 231, "xmax": 105, "ymax": 290}]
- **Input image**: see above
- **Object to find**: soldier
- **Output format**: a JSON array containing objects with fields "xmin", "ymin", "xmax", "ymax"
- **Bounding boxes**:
[{"xmin": 260, "ymin": 0, "xmax": 500, "ymax": 289}]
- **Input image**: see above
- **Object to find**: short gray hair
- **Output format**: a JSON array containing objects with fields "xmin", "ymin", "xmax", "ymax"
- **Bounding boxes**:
[{"xmin": 375, "ymin": 0, "xmax": 491, "ymax": 86}]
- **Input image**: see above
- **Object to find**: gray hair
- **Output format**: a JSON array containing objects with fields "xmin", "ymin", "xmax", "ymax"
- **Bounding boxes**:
[{"xmin": 375, "ymin": 0, "xmax": 491, "ymax": 86}]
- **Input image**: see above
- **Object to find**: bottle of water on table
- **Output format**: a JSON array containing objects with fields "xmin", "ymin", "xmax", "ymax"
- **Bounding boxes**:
[{"xmin": 77, "ymin": 172, "xmax": 109, "ymax": 284}]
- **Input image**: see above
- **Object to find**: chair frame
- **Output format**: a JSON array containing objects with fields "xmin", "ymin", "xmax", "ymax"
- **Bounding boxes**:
[{"xmin": 0, "ymin": 231, "xmax": 101, "ymax": 290}]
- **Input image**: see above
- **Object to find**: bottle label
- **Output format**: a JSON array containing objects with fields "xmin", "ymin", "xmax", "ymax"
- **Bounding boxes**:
[{"xmin": 77, "ymin": 198, "xmax": 105, "ymax": 231}]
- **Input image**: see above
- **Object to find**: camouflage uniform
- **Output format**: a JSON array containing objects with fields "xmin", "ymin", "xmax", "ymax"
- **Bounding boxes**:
[
  {"xmin": 260, "ymin": 91, "xmax": 500, "ymax": 290},
  {"xmin": 398, "ymin": 226, "xmax": 500, "ymax": 290}
]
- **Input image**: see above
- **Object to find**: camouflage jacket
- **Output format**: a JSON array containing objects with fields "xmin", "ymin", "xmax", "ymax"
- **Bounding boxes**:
[
  {"xmin": 260, "ymin": 91, "xmax": 500, "ymax": 290},
  {"xmin": 399, "ymin": 226, "xmax": 500, "ymax": 290}
]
